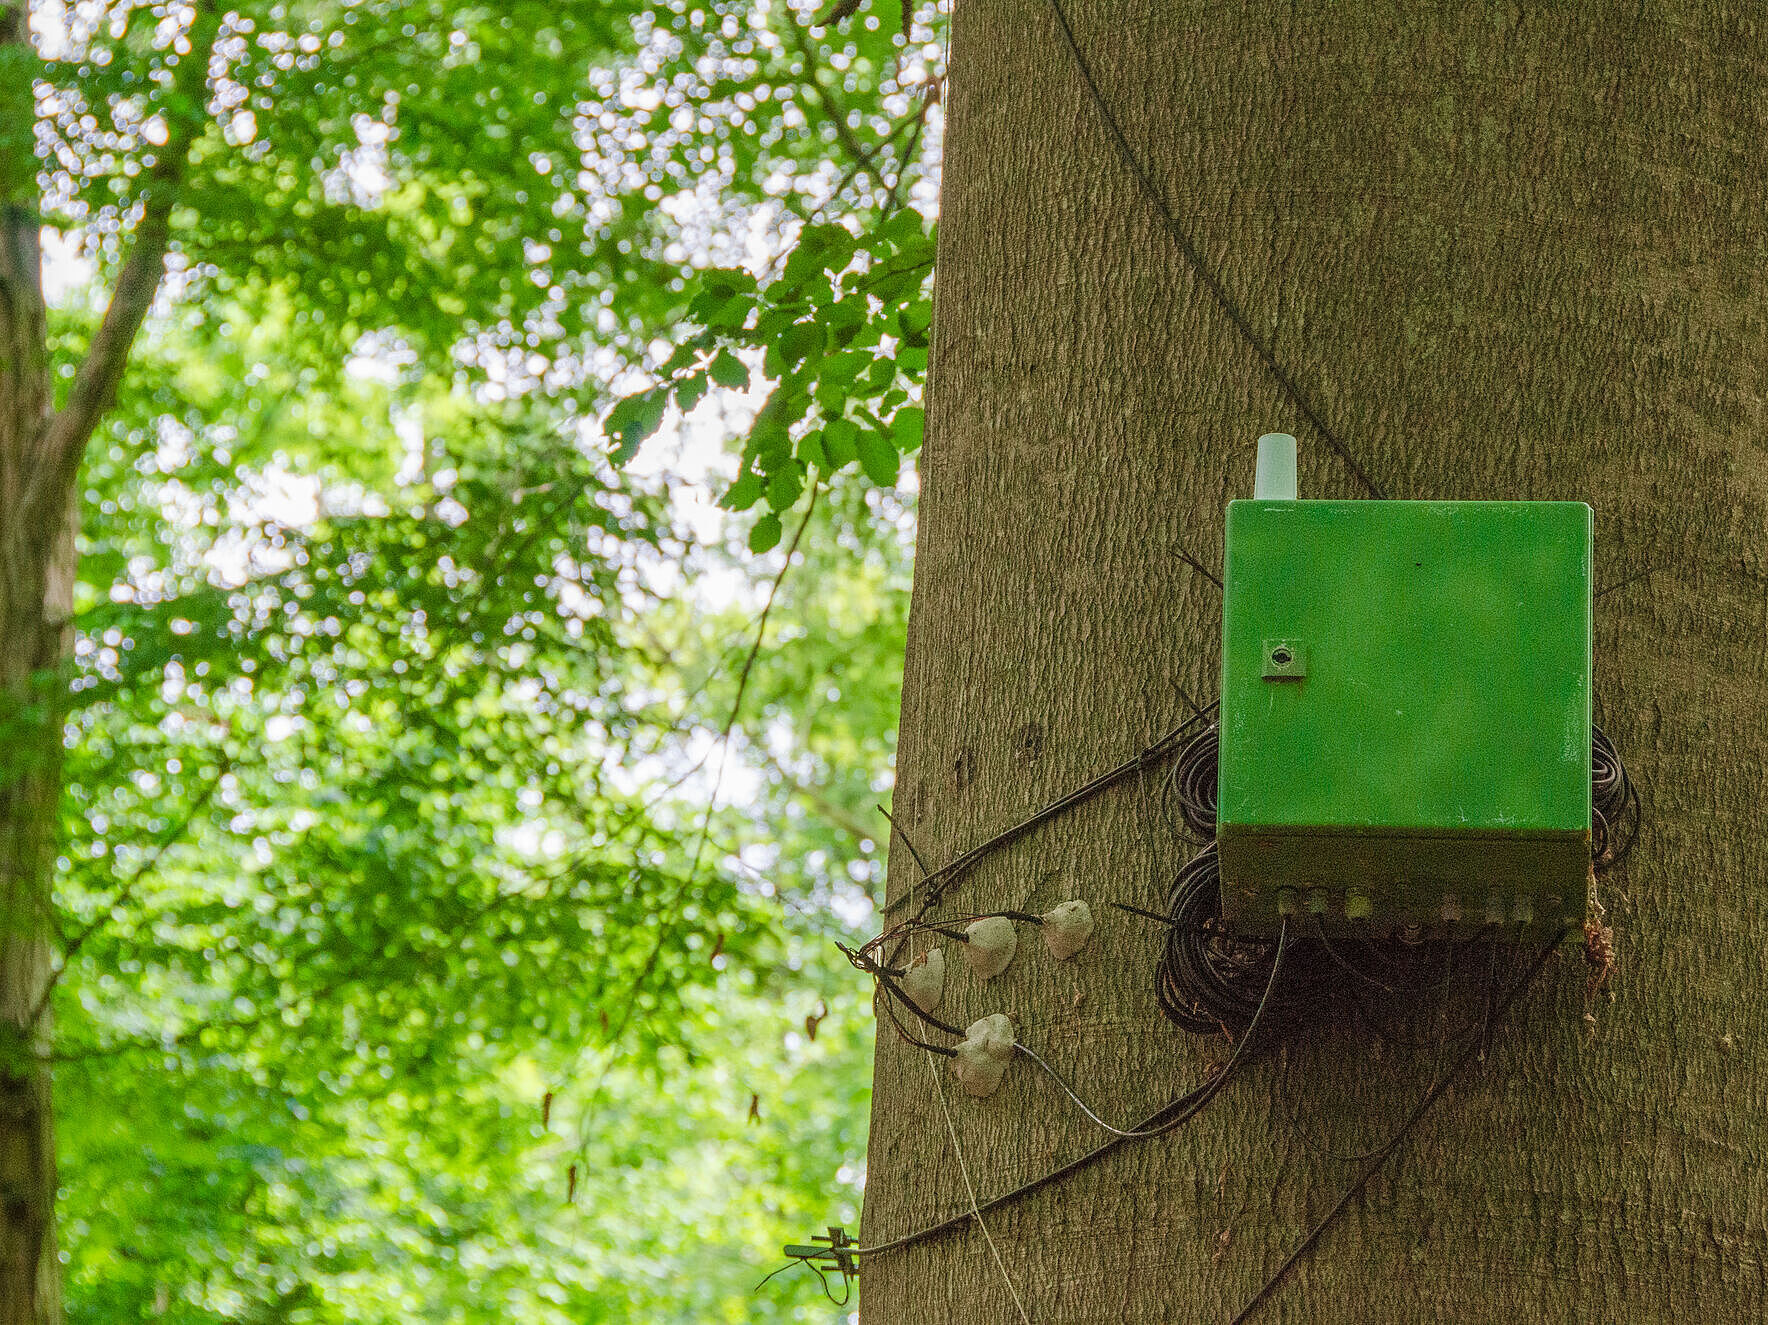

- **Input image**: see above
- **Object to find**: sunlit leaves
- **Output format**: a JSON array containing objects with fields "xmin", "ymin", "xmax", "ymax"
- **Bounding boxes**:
[
  {"xmin": 605, "ymin": 208, "xmax": 935, "ymax": 550},
  {"xmin": 27, "ymin": 0, "xmax": 945, "ymax": 1318},
  {"xmin": 748, "ymin": 510, "xmax": 784, "ymax": 553}
]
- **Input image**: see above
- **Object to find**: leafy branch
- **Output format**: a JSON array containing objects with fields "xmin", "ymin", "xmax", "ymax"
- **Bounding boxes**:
[{"xmin": 602, "ymin": 212, "xmax": 933, "ymax": 553}]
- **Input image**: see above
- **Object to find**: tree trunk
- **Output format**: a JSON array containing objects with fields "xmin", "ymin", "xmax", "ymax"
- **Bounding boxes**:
[
  {"xmin": 0, "ymin": 6, "xmax": 63, "ymax": 1315},
  {"xmin": 863, "ymin": 3, "xmax": 1768, "ymax": 1321}
]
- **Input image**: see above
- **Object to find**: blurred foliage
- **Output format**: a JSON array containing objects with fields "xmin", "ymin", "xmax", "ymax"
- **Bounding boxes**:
[{"xmin": 20, "ymin": 0, "xmax": 941, "ymax": 1318}]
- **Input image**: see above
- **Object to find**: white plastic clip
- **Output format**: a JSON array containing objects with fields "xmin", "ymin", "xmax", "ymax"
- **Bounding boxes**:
[
  {"xmin": 900, "ymin": 948, "xmax": 946, "ymax": 1013},
  {"xmin": 1041, "ymin": 900, "xmax": 1095, "ymax": 959}
]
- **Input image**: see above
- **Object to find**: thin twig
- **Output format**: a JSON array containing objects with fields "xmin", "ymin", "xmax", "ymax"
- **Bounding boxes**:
[
  {"xmin": 877, "ymin": 802, "xmax": 931, "ymax": 877},
  {"xmin": 582, "ymin": 485, "xmax": 823, "ymax": 1130},
  {"xmin": 1595, "ymin": 562, "xmax": 1668, "ymax": 601},
  {"xmin": 752, "ymin": 744, "xmax": 877, "ymax": 844},
  {"xmin": 881, "ymin": 86, "xmax": 937, "ymax": 215},
  {"xmin": 30, "ymin": 755, "xmax": 232, "ymax": 1027},
  {"xmin": 884, "ymin": 705, "xmax": 1216, "ymax": 938},
  {"xmin": 788, "ymin": 20, "xmax": 887, "ymax": 195},
  {"xmin": 1176, "ymin": 547, "xmax": 1223, "ymax": 590},
  {"xmin": 35, "ymin": 1, "xmax": 223, "ymax": 517}
]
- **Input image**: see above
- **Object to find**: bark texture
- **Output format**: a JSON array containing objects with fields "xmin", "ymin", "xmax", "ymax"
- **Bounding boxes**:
[
  {"xmin": 0, "ymin": 7, "xmax": 64, "ymax": 1315},
  {"xmin": 863, "ymin": 3, "xmax": 1768, "ymax": 1322}
]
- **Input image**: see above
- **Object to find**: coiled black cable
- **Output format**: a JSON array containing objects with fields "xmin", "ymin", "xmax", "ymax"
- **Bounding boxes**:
[
  {"xmin": 1143, "ymin": 722, "xmax": 1638, "ymax": 1034},
  {"xmin": 1166, "ymin": 725, "xmax": 1219, "ymax": 843},
  {"xmin": 1591, "ymin": 724, "xmax": 1638, "ymax": 869},
  {"xmin": 1173, "ymin": 722, "xmax": 1636, "ymax": 874},
  {"xmin": 1154, "ymin": 847, "xmax": 1344, "ymax": 1033}
]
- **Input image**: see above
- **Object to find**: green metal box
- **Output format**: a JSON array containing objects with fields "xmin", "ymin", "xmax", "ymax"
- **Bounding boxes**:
[{"xmin": 1217, "ymin": 499, "xmax": 1592, "ymax": 934}]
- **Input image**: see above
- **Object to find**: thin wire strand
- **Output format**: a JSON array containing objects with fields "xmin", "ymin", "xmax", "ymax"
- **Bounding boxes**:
[
  {"xmin": 1276, "ymin": 936, "xmax": 1465, "ymax": 1165},
  {"xmin": 1040, "ymin": 0, "xmax": 1386, "ymax": 500},
  {"xmin": 753, "ymin": 1256, "xmax": 851, "ymax": 1307},
  {"xmin": 1015, "ymin": 921, "xmax": 1292, "ymax": 1139},
  {"xmin": 925, "ymin": 1049, "xmax": 1033, "ymax": 1325},
  {"xmin": 1228, "ymin": 928, "xmax": 1566, "ymax": 1325},
  {"xmin": 850, "ymin": 924, "xmax": 1292, "ymax": 1267},
  {"xmin": 886, "ymin": 705, "xmax": 1218, "ymax": 962}
]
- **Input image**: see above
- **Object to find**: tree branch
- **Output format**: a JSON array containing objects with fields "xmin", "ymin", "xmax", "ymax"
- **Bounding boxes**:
[
  {"xmin": 788, "ymin": 20, "xmax": 887, "ymax": 194},
  {"xmin": 755, "ymin": 741, "xmax": 879, "ymax": 846},
  {"xmin": 32, "ymin": 1, "xmax": 221, "ymax": 516},
  {"xmin": 28, "ymin": 754, "xmax": 231, "ymax": 1028},
  {"xmin": 1, "ymin": 5, "xmax": 49, "ymax": 532}
]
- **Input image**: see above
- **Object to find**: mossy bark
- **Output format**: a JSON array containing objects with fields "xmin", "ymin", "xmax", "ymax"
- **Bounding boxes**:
[{"xmin": 863, "ymin": 3, "xmax": 1768, "ymax": 1320}]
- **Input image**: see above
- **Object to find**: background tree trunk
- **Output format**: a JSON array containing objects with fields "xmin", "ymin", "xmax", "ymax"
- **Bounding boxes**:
[
  {"xmin": 863, "ymin": 3, "xmax": 1768, "ymax": 1321},
  {"xmin": 0, "ymin": 6, "xmax": 62, "ymax": 1317}
]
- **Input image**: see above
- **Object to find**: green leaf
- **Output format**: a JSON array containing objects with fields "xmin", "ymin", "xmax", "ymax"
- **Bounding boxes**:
[
  {"xmin": 674, "ymin": 371, "xmax": 710, "ymax": 414},
  {"xmin": 771, "ymin": 320, "xmax": 827, "ymax": 376},
  {"xmin": 897, "ymin": 301, "xmax": 932, "ymax": 346},
  {"xmin": 767, "ymin": 465, "xmax": 805, "ymax": 511},
  {"xmin": 708, "ymin": 350, "xmax": 748, "ymax": 390},
  {"xmin": 748, "ymin": 513, "xmax": 783, "ymax": 553},
  {"xmin": 854, "ymin": 428, "xmax": 899, "ymax": 486},
  {"xmin": 891, "ymin": 406, "xmax": 925, "ymax": 452},
  {"xmin": 822, "ymin": 418, "xmax": 859, "ymax": 468},
  {"xmin": 700, "ymin": 268, "xmax": 758, "ymax": 299},
  {"xmin": 688, "ymin": 288, "xmax": 754, "ymax": 333},
  {"xmin": 604, "ymin": 386, "xmax": 671, "ymax": 465},
  {"xmin": 750, "ymin": 419, "xmax": 794, "ymax": 470},
  {"xmin": 872, "ymin": 208, "xmax": 930, "ymax": 251},
  {"xmin": 721, "ymin": 469, "xmax": 765, "ymax": 512},
  {"xmin": 824, "ymin": 297, "xmax": 868, "ymax": 346},
  {"xmin": 821, "ymin": 350, "xmax": 868, "ymax": 389},
  {"xmin": 781, "ymin": 223, "xmax": 858, "ymax": 287},
  {"xmin": 661, "ymin": 342, "xmax": 701, "ymax": 375},
  {"xmin": 754, "ymin": 304, "xmax": 806, "ymax": 342},
  {"xmin": 814, "ymin": 380, "xmax": 848, "ymax": 414}
]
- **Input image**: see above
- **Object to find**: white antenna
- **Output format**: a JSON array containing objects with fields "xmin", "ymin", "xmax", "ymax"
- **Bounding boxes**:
[{"xmin": 1254, "ymin": 433, "xmax": 1297, "ymax": 500}]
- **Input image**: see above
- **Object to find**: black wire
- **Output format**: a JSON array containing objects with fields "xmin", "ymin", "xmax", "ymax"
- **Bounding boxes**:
[
  {"xmin": 754, "ymin": 1255, "xmax": 852, "ymax": 1306},
  {"xmin": 1040, "ymin": 0, "xmax": 1387, "ymax": 501},
  {"xmin": 1229, "ymin": 928, "xmax": 1567, "ymax": 1324},
  {"xmin": 854, "ymin": 921, "xmax": 1297, "ymax": 1260},
  {"xmin": 1308, "ymin": 915, "xmax": 1402, "ymax": 995},
  {"xmin": 1151, "ymin": 726, "xmax": 1634, "ymax": 1039},
  {"xmin": 1277, "ymin": 938, "xmax": 1472, "ymax": 1165},
  {"xmin": 1171, "ymin": 713, "xmax": 1636, "ymax": 877},
  {"xmin": 884, "ymin": 705, "xmax": 1219, "ymax": 968},
  {"xmin": 1167, "ymin": 724, "xmax": 1218, "ymax": 843},
  {"xmin": 1157, "ymin": 847, "xmax": 1295, "ymax": 1034},
  {"xmin": 1137, "ymin": 838, "xmax": 1519, "ymax": 1043},
  {"xmin": 843, "ymin": 702, "xmax": 1633, "ymax": 1289}
]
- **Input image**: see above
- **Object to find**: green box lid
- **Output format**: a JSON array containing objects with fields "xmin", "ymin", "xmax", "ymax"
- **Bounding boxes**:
[{"xmin": 1217, "ymin": 499, "xmax": 1591, "ymax": 925}]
